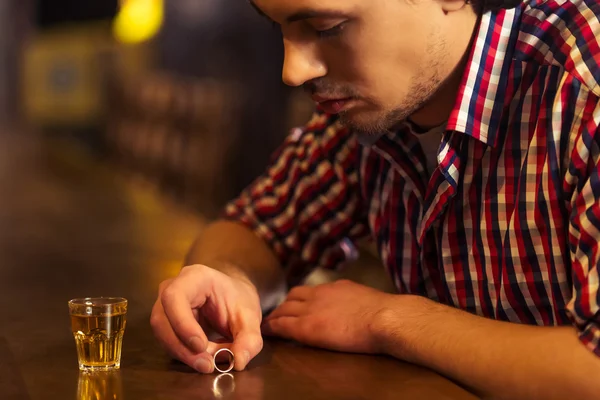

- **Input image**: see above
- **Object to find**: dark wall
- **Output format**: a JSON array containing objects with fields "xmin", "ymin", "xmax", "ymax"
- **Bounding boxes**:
[
  {"xmin": 35, "ymin": 0, "xmax": 118, "ymax": 29},
  {"xmin": 157, "ymin": 0, "xmax": 293, "ymax": 195}
]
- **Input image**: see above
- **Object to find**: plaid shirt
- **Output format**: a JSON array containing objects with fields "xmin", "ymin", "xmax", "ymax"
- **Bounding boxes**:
[{"xmin": 224, "ymin": 0, "xmax": 600, "ymax": 356}]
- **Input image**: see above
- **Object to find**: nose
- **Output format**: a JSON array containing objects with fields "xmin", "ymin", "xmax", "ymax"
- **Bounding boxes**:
[{"xmin": 282, "ymin": 38, "xmax": 326, "ymax": 87}]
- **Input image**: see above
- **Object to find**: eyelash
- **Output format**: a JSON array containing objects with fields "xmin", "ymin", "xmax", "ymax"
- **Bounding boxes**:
[
  {"xmin": 270, "ymin": 21, "xmax": 346, "ymax": 40},
  {"xmin": 315, "ymin": 22, "xmax": 346, "ymax": 39}
]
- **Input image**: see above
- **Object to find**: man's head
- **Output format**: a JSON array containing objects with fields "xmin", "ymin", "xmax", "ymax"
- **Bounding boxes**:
[{"xmin": 251, "ymin": 0, "xmax": 521, "ymax": 142}]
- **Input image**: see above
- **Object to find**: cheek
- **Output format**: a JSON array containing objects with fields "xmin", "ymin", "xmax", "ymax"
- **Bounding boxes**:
[
  {"xmin": 369, "ymin": 72, "xmax": 414, "ymax": 109},
  {"xmin": 322, "ymin": 28, "xmax": 422, "ymax": 106},
  {"xmin": 322, "ymin": 42, "xmax": 368, "ymax": 86}
]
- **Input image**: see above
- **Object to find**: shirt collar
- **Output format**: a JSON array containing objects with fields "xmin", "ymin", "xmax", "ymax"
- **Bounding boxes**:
[{"xmin": 446, "ymin": 5, "xmax": 524, "ymax": 148}]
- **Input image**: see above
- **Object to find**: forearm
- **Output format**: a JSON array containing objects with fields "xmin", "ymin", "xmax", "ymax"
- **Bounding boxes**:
[
  {"xmin": 185, "ymin": 219, "xmax": 286, "ymax": 310},
  {"xmin": 376, "ymin": 296, "xmax": 600, "ymax": 400}
]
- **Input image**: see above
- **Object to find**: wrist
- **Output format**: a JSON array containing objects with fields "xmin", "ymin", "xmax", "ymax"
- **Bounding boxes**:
[
  {"xmin": 184, "ymin": 261, "xmax": 258, "ymax": 295},
  {"xmin": 199, "ymin": 260, "xmax": 252, "ymax": 282},
  {"xmin": 369, "ymin": 294, "xmax": 406, "ymax": 356},
  {"xmin": 371, "ymin": 294, "xmax": 440, "ymax": 362},
  {"xmin": 198, "ymin": 260, "xmax": 285, "ymax": 312}
]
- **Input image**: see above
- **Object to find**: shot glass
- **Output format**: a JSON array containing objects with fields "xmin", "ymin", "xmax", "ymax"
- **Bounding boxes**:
[{"xmin": 68, "ymin": 297, "xmax": 127, "ymax": 371}]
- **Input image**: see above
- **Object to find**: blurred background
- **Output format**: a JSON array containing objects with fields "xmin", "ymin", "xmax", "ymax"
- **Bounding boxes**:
[
  {"xmin": 0, "ymin": 0, "xmax": 390, "ymax": 290},
  {"xmin": 9, "ymin": 0, "xmax": 314, "ymax": 217}
]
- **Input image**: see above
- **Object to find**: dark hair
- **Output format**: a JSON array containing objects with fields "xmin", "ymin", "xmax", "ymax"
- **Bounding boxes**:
[{"xmin": 474, "ymin": 0, "xmax": 523, "ymax": 14}]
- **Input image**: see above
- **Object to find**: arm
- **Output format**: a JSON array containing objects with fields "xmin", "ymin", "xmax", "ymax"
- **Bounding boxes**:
[
  {"xmin": 263, "ymin": 281, "xmax": 600, "ymax": 398},
  {"xmin": 209, "ymin": 110, "xmax": 369, "ymax": 291},
  {"xmin": 152, "ymin": 110, "xmax": 369, "ymax": 373},
  {"xmin": 184, "ymin": 219, "xmax": 286, "ymax": 311},
  {"xmin": 375, "ymin": 295, "xmax": 600, "ymax": 400},
  {"xmin": 184, "ymin": 110, "xmax": 366, "ymax": 311}
]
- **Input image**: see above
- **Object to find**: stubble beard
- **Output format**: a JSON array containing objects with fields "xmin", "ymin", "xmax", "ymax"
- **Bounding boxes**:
[
  {"xmin": 342, "ymin": 32, "xmax": 447, "ymax": 146},
  {"xmin": 340, "ymin": 69, "xmax": 444, "ymax": 146}
]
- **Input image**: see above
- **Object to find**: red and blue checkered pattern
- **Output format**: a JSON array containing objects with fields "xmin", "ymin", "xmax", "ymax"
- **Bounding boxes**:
[{"xmin": 224, "ymin": 0, "xmax": 600, "ymax": 356}]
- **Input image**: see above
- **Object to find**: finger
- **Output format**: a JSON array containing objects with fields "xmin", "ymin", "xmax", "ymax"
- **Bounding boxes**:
[
  {"xmin": 230, "ymin": 312, "xmax": 263, "ymax": 371},
  {"xmin": 261, "ymin": 316, "xmax": 300, "ymax": 340},
  {"xmin": 286, "ymin": 285, "xmax": 314, "ymax": 301},
  {"xmin": 150, "ymin": 300, "xmax": 214, "ymax": 373},
  {"xmin": 206, "ymin": 340, "xmax": 233, "ymax": 354},
  {"xmin": 158, "ymin": 278, "xmax": 173, "ymax": 294},
  {"xmin": 161, "ymin": 278, "xmax": 210, "ymax": 354},
  {"xmin": 264, "ymin": 300, "xmax": 307, "ymax": 320},
  {"xmin": 197, "ymin": 312, "xmax": 231, "ymax": 342}
]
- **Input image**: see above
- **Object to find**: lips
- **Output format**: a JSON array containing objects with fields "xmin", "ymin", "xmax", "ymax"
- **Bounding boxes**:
[{"xmin": 311, "ymin": 95, "xmax": 352, "ymax": 114}]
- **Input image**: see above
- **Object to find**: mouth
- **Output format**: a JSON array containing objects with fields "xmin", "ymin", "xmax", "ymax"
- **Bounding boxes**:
[{"xmin": 311, "ymin": 95, "xmax": 354, "ymax": 114}]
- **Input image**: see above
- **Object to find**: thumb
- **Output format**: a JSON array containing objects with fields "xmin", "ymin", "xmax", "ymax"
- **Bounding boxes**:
[{"xmin": 230, "ymin": 314, "xmax": 263, "ymax": 371}]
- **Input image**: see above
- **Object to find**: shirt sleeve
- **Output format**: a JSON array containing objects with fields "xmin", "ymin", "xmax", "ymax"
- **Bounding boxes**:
[
  {"xmin": 567, "ymin": 107, "xmax": 600, "ymax": 357},
  {"xmin": 222, "ymin": 110, "xmax": 370, "ymax": 286}
]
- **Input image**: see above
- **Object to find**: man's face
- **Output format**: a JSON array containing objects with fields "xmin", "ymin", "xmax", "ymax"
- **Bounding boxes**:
[{"xmin": 251, "ymin": 0, "xmax": 472, "ymax": 142}]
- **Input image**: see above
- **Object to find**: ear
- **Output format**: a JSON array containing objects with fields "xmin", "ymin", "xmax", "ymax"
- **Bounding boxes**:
[{"xmin": 439, "ymin": 0, "xmax": 470, "ymax": 13}]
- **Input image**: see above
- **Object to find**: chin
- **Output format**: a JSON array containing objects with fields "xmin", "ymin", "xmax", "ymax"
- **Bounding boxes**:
[{"xmin": 339, "ymin": 107, "xmax": 394, "ymax": 136}]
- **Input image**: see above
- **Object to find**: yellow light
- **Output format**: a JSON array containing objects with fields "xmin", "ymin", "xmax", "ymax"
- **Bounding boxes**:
[{"xmin": 113, "ymin": 0, "xmax": 164, "ymax": 44}]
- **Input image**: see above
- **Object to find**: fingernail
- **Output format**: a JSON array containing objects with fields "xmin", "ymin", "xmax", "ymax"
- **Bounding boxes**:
[
  {"xmin": 189, "ymin": 336, "xmax": 205, "ymax": 353},
  {"xmin": 244, "ymin": 351, "xmax": 251, "ymax": 366},
  {"xmin": 193, "ymin": 357, "xmax": 212, "ymax": 373}
]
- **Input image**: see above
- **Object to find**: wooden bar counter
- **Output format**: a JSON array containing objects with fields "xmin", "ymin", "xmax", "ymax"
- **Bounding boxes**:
[{"xmin": 0, "ymin": 132, "xmax": 478, "ymax": 400}]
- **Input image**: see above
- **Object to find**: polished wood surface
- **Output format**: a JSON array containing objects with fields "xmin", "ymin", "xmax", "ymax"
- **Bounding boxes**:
[{"xmin": 0, "ymin": 132, "xmax": 478, "ymax": 400}]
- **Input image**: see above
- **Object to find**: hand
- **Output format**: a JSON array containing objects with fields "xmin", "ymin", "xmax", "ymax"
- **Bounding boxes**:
[
  {"xmin": 150, "ymin": 264, "xmax": 263, "ymax": 373},
  {"xmin": 261, "ymin": 279, "xmax": 392, "ymax": 354}
]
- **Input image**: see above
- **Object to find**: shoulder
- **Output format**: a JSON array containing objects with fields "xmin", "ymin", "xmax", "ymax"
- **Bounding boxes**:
[{"xmin": 517, "ymin": 0, "xmax": 600, "ymax": 95}]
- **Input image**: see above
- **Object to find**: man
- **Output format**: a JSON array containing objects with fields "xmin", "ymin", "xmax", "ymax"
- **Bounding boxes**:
[{"xmin": 150, "ymin": 0, "xmax": 600, "ymax": 398}]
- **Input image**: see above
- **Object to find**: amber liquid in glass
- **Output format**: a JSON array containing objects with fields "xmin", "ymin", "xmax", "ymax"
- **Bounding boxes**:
[{"xmin": 71, "ymin": 313, "xmax": 126, "ymax": 370}]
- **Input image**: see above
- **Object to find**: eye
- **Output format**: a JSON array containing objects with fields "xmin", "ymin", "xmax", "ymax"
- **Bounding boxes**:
[{"xmin": 315, "ymin": 22, "xmax": 347, "ymax": 39}]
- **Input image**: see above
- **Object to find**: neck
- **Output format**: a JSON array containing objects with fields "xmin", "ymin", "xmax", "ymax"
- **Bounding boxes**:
[
  {"xmin": 407, "ymin": 58, "xmax": 466, "ymax": 130},
  {"xmin": 408, "ymin": 12, "xmax": 480, "ymax": 131}
]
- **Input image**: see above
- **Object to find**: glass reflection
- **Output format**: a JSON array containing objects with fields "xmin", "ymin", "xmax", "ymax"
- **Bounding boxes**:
[{"xmin": 77, "ymin": 370, "xmax": 123, "ymax": 400}]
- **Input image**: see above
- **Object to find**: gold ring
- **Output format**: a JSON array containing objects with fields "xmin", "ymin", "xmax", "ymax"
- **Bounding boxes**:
[{"xmin": 213, "ymin": 348, "xmax": 235, "ymax": 373}]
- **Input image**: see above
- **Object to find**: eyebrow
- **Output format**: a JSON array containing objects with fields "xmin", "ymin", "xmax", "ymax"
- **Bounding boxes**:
[{"xmin": 248, "ymin": 0, "xmax": 347, "ymax": 24}]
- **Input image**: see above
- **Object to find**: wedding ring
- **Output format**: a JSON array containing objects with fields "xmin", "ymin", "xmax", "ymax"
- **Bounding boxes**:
[{"xmin": 213, "ymin": 348, "xmax": 235, "ymax": 373}]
